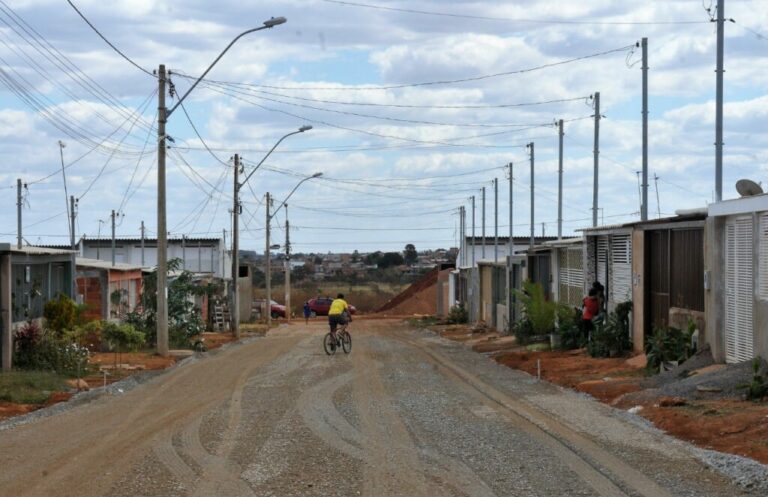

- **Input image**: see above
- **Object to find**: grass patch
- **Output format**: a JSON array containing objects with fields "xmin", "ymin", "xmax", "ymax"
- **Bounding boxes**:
[
  {"xmin": 407, "ymin": 315, "xmax": 439, "ymax": 328},
  {"xmin": 0, "ymin": 371, "xmax": 68, "ymax": 404}
]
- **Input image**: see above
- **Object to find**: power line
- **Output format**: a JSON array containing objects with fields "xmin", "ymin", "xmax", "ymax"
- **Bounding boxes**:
[
  {"xmin": 320, "ymin": 0, "xmax": 709, "ymax": 25},
  {"xmin": 178, "ymin": 44, "xmax": 635, "ymax": 91},
  {"xmin": 65, "ymin": 0, "xmax": 154, "ymax": 77}
]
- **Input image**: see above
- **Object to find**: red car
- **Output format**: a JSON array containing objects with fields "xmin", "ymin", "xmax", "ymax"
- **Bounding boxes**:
[
  {"xmin": 306, "ymin": 297, "xmax": 357, "ymax": 317},
  {"xmin": 270, "ymin": 300, "xmax": 286, "ymax": 319}
]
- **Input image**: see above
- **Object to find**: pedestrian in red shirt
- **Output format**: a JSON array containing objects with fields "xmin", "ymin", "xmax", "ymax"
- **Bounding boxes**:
[{"xmin": 581, "ymin": 288, "xmax": 599, "ymax": 337}]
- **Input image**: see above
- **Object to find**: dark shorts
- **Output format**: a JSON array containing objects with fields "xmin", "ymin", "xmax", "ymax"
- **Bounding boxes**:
[{"xmin": 329, "ymin": 314, "xmax": 347, "ymax": 331}]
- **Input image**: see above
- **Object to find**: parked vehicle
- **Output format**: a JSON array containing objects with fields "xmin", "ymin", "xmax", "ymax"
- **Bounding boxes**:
[
  {"xmin": 306, "ymin": 297, "xmax": 357, "ymax": 317},
  {"xmin": 270, "ymin": 300, "xmax": 286, "ymax": 319}
]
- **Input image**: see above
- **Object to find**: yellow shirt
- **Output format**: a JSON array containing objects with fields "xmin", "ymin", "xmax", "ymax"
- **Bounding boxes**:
[{"xmin": 329, "ymin": 298, "xmax": 349, "ymax": 316}]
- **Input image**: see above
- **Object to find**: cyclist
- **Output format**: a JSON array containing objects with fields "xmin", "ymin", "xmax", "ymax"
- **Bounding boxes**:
[{"xmin": 328, "ymin": 293, "xmax": 351, "ymax": 337}]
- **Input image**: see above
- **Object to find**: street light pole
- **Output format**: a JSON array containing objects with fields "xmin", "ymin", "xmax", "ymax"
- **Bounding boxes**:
[{"xmin": 155, "ymin": 18, "xmax": 286, "ymax": 355}]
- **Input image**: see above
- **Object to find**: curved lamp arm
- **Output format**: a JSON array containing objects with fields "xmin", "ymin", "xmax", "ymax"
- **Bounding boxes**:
[
  {"xmin": 239, "ymin": 125, "xmax": 312, "ymax": 189},
  {"xmin": 270, "ymin": 172, "xmax": 323, "ymax": 219},
  {"xmin": 168, "ymin": 17, "xmax": 286, "ymax": 117}
]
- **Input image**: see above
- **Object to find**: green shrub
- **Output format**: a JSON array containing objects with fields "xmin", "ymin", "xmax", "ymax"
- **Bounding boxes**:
[
  {"xmin": 13, "ymin": 321, "xmax": 43, "ymax": 369},
  {"xmin": 556, "ymin": 304, "xmax": 585, "ymax": 350},
  {"xmin": 512, "ymin": 317, "xmax": 535, "ymax": 344},
  {"xmin": 745, "ymin": 358, "xmax": 768, "ymax": 401},
  {"xmin": 62, "ymin": 320, "xmax": 104, "ymax": 352},
  {"xmin": 644, "ymin": 319, "xmax": 695, "ymax": 372},
  {"xmin": 43, "ymin": 293, "xmax": 77, "ymax": 335},
  {"xmin": 446, "ymin": 304, "xmax": 468, "ymax": 324},
  {"xmin": 587, "ymin": 301, "xmax": 633, "ymax": 358},
  {"xmin": 14, "ymin": 323, "xmax": 88, "ymax": 376},
  {"xmin": 103, "ymin": 322, "xmax": 146, "ymax": 353},
  {"xmin": 514, "ymin": 280, "xmax": 557, "ymax": 337}
]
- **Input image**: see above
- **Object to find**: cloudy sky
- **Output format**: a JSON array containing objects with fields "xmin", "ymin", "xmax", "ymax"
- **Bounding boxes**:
[{"xmin": 0, "ymin": 0, "xmax": 765, "ymax": 254}]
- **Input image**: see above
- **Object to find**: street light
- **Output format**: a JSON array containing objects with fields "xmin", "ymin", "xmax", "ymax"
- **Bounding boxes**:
[
  {"xmin": 266, "ymin": 172, "xmax": 322, "ymax": 328},
  {"xmin": 231, "ymin": 126, "xmax": 312, "ymax": 337},
  {"xmin": 155, "ymin": 17, "xmax": 286, "ymax": 356}
]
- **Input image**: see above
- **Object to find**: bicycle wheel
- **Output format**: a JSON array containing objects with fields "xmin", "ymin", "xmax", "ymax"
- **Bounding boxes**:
[
  {"xmin": 341, "ymin": 331, "xmax": 352, "ymax": 354},
  {"xmin": 323, "ymin": 333, "xmax": 337, "ymax": 355}
]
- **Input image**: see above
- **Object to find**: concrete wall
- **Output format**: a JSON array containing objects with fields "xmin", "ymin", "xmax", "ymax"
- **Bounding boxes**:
[
  {"xmin": 704, "ymin": 216, "xmax": 726, "ymax": 361},
  {"xmin": 631, "ymin": 229, "xmax": 645, "ymax": 353},
  {"xmin": 1, "ymin": 253, "xmax": 11, "ymax": 371}
]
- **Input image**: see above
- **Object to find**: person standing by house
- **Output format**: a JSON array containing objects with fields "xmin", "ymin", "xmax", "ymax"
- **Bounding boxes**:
[
  {"xmin": 303, "ymin": 301, "xmax": 311, "ymax": 324},
  {"xmin": 591, "ymin": 281, "xmax": 606, "ymax": 314},
  {"xmin": 581, "ymin": 288, "xmax": 600, "ymax": 339}
]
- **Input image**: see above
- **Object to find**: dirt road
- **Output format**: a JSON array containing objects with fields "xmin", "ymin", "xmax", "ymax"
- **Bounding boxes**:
[{"xmin": 0, "ymin": 320, "xmax": 761, "ymax": 496}]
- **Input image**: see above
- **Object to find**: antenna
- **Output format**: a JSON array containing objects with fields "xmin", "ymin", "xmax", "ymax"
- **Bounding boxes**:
[{"xmin": 735, "ymin": 179, "xmax": 764, "ymax": 197}]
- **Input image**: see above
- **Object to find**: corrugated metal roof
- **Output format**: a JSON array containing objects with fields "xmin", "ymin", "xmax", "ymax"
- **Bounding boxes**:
[
  {"xmin": 76, "ymin": 257, "xmax": 145, "ymax": 272},
  {"xmin": 0, "ymin": 243, "xmax": 74, "ymax": 255}
]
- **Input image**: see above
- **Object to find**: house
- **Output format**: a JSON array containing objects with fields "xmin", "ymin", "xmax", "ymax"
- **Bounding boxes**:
[
  {"xmin": 629, "ymin": 211, "xmax": 706, "ymax": 353},
  {"xmin": 1, "ymin": 244, "xmax": 76, "ymax": 371},
  {"xmin": 705, "ymin": 192, "xmax": 768, "ymax": 363},
  {"xmin": 457, "ymin": 236, "xmax": 557, "ymax": 269},
  {"xmin": 74, "ymin": 237, "xmax": 230, "ymax": 278},
  {"xmin": 75, "ymin": 258, "xmax": 145, "ymax": 321}
]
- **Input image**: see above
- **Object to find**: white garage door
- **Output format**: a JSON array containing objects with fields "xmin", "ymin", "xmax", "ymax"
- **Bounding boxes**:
[
  {"xmin": 610, "ymin": 234, "xmax": 632, "ymax": 304},
  {"xmin": 725, "ymin": 216, "xmax": 754, "ymax": 364}
]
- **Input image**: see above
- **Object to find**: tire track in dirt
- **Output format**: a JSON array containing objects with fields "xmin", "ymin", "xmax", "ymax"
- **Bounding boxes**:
[
  {"xmin": 0, "ymin": 333, "xmax": 302, "ymax": 497},
  {"xmin": 152, "ymin": 336, "xmax": 316, "ymax": 496},
  {"xmin": 391, "ymin": 330, "xmax": 675, "ymax": 497},
  {"xmin": 296, "ymin": 331, "xmax": 498, "ymax": 497}
]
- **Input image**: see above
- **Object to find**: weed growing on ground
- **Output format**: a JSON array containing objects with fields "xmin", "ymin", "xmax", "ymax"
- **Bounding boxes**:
[{"xmin": 0, "ymin": 371, "xmax": 68, "ymax": 404}]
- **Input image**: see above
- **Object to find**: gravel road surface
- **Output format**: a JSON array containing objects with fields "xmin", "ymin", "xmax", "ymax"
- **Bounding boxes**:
[{"xmin": 0, "ymin": 319, "xmax": 763, "ymax": 497}]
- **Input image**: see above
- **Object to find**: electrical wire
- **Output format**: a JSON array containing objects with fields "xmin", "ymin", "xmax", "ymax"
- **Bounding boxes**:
[
  {"xmin": 177, "ymin": 44, "xmax": 636, "ymax": 91},
  {"xmin": 319, "ymin": 0, "xmax": 709, "ymax": 25},
  {"xmin": 65, "ymin": 0, "xmax": 154, "ymax": 77}
]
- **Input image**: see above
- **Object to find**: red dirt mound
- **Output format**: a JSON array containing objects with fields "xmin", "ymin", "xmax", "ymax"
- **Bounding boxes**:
[{"xmin": 376, "ymin": 268, "xmax": 438, "ymax": 313}]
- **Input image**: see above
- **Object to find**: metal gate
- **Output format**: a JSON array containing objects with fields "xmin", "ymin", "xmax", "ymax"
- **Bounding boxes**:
[
  {"xmin": 725, "ymin": 216, "xmax": 754, "ymax": 363},
  {"xmin": 528, "ymin": 253, "xmax": 551, "ymax": 300},
  {"xmin": 648, "ymin": 230, "xmax": 670, "ymax": 331}
]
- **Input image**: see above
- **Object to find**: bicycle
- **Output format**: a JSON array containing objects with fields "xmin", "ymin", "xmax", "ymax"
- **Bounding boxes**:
[{"xmin": 323, "ymin": 322, "xmax": 352, "ymax": 355}]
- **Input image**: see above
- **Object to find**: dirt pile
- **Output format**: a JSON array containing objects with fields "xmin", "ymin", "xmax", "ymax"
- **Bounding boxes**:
[{"xmin": 376, "ymin": 268, "xmax": 439, "ymax": 315}]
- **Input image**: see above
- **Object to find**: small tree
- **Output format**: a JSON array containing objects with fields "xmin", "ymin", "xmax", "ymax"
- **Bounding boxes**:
[
  {"xmin": 43, "ymin": 293, "xmax": 77, "ymax": 336},
  {"xmin": 403, "ymin": 244, "xmax": 418, "ymax": 266}
]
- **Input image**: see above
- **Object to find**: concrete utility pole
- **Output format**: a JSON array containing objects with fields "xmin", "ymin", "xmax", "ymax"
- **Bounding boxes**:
[
  {"xmin": 654, "ymin": 174, "xmax": 662, "ymax": 218},
  {"xmin": 557, "ymin": 119, "xmax": 564, "ymax": 239},
  {"xmin": 111, "ymin": 210, "xmax": 116, "ymax": 267},
  {"xmin": 284, "ymin": 204, "xmax": 291, "ymax": 322},
  {"xmin": 592, "ymin": 92, "xmax": 601, "ymax": 227},
  {"xmin": 232, "ymin": 154, "xmax": 240, "ymax": 338},
  {"xmin": 481, "ymin": 187, "xmax": 486, "ymax": 259},
  {"xmin": 458, "ymin": 206, "xmax": 464, "ymax": 266},
  {"xmin": 156, "ymin": 63, "xmax": 169, "ymax": 357},
  {"xmin": 69, "ymin": 196, "xmax": 76, "ymax": 251},
  {"xmin": 507, "ymin": 162, "xmax": 514, "ymax": 334},
  {"xmin": 641, "ymin": 38, "xmax": 649, "ymax": 221},
  {"xmin": 222, "ymin": 229, "xmax": 227, "ymax": 284},
  {"xmin": 471, "ymin": 195, "xmax": 476, "ymax": 267},
  {"xmin": 266, "ymin": 192, "xmax": 272, "ymax": 328},
  {"xmin": 528, "ymin": 142, "xmax": 535, "ymax": 249},
  {"xmin": 182, "ymin": 235, "xmax": 187, "ymax": 270},
  {"xmin": 494, "ymin": 178, "xmax": 498, "ymax": 263},
  {"xmin": 140, "ymin": 221, "xmax": 145, "ymax": 266},
  {"xmin": 16, "ymin": 178, "xmax": 22, "ymax": 249},
  {"xmin": 59, "ymin": 141, "xmax": 71, "ymax": 244},
  {"xmin": 714, "ymin": 0, "xmax": 725, "ymax": 202}
]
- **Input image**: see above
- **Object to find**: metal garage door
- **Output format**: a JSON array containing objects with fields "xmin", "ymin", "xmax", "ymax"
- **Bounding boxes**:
[
  {"xmin": 596, "ymin": 236, "xmax": 608, "ymax": 289},
  {"xmin": 558, "ymin": 246, "xmax": 584, "ymax": 306},
  {"xmin": 610, "ymin": 234, "xmax": 632, "ymax": 303},
  {"xmin": 724, "ymin": 216, "xmax": 754, "ymax": 363}
]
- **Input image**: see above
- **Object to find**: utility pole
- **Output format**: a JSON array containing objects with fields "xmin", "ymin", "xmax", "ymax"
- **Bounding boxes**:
[
  {"xmin": 16, "ymin": 178, "xmax": 22, "ymax": 249},
  {"xmin": 285, "ymin": 204, "xmax": 291, "ymax": 322},
  {"xmin": 542, "ymin": 223, "xmax": 546, "ymax": 237},
  {"xmin": 471, "ymin": 195, "xmax": 476, "ymax": 267},
  {"xmin": 714, "ymin": 1, "xmax": 725, "ymax": 202},
  {"xmin": 593, "ymin": 92, "xmax": 601, "ymax": 227},
  {"xmin": 507, "ymin": 162, "xmax": 513, "ymax": 335},
  {"xmin": 557, "ymin": 119, "xmax": 564, "ymax": 239},
  {"xmin": 265, "ymin": 192, "xmax": 272, "ymax": 328},
  {"xmin": 140, "ymin": 221, "xmax": 145, "ymax": 266},
  {"xmin": 636, "ymin": 172, "xmax": 642, "ymax": 214},
  {"xmin": 222, "ymin": 229, "xmax": 227, "ymax": 281},
  {"xmin": 481, "ymin": 187, "xmax": 486, "ymax": 259},
  {"xmin": 458, "ymin": 206, "xmax": 464, "ymax": 266},
  {"xmin": 528, "ymin": 142, "xmax": 535, "ymax": 249},
  {"xmin": 231, "ymin": 154, "xmax": 240, "ymax": 338},
  {"xmin": 182, "ymin": 235, "xmax": 187, "ymax": 270},
  {"xmin": 111, "ymin": 210, "xmax": 116, "ymax": 267},
  {"xmin": 59, "ymin": 141, "xmax": 71, "ymax": 243},
  {"xmin": 641, "ymin": 38, "xmax": 649, "ymax": 220},
  {"xmin": 654, "ymin": 174, "xmax": 661, "ymax": 218},
  {"xmin": 494, "ymin": 178, "xmax": 498, "ymax": 263},
  {"xmin": 69, "ymin": 196, "xmax": 76, "ymax": 251},
  {"xmin": 156, "ymin": 63, "xmax": 169, "ymax": 357}
]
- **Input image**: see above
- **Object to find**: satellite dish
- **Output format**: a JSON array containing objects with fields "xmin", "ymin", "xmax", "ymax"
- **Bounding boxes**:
[{"xmin": 736, "ymin": 179, "xmax": 764, "ymax": 197}]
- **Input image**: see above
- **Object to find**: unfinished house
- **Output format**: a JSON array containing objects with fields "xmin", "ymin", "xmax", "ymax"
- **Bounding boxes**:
[
  {"xmin": 630, "ymin": 212, "xmax": 706, "ymax": 352},
  {"xmin": 76, "ymin": 258, "xmax": 144, "ymax": 321},
  {"xmin": 582, "ymin": 225, "xmax": 634, "ymax": 312},
  {"xmin": 705, "ymin": 193, "xmax": 768, "ymax": 363},
  {"xmin": 1, "ymin": 245, "xmax": 75, "ymax": 371}
]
